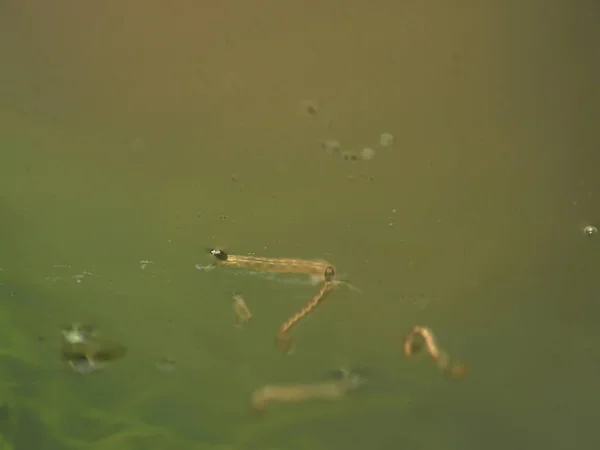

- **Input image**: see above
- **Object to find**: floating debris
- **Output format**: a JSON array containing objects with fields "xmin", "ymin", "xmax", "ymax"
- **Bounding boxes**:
[
  {"xmin": 156, "ymin": 357, "xmax": 177, "ymax": 372},
  {"xmin": 321, "ymin": 139, "xmax": 341, "ymax": 154},
  {"xmin": 233, "ymin": 293, "xmax": 252, "ymax": 327},
  {"xmin": 140, "ymin": 260, "xmax": 154, "ymax": 270},
  {"xmin": 341, "ymin": 151, "xmax": 358, "ymax": 161},
  {"xmin": 45, "ymin": 266, "xmax": 99, "ymax": 284},
  {"xmin": 379, "ymin": 132, "xmax": 395, "ymax": 147},
  {"xmin": 62, "ymin": 324, "xmax": 96, "ymax": 344},
  {"xmin": 360, "ymin": 147, "xmax": 375, "ymax": 160},
  {"xmin": 299, "ymin": 99, "xmax": 320, "ymax": 117},
  {"xmin": 72, "ymin": 271, "xmax": 98, "ymax": 284},
  {"xmin": 60, "ymin": 324, "xmax": 127, "ymax": 375},
  {"xmin": 583, "ymin": 225, "xmax": 597, "ymax": 236}
]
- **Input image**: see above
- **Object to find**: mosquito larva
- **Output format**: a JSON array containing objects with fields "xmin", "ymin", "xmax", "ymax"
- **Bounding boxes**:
[
  {"xmin": 276, "ymin": 280, "xmax": 338, "ymax": 354},
  {"xmin": 209, "ymin": 249, "xmax": 336, "ymax": 283},
  {"xmin": 403, "ymin": 326, "xmax": 468, "ymax": 379},
  {"xmin": 250, "ymin": 369, "xmax": 363, "ymax": 412},
  {"xmin": 233, "ymin": 293, "xmax": 252, "ymax": 327},
  {"xmin": 206, "ymin": 249, "xmax": 354, "ymax": 354}
]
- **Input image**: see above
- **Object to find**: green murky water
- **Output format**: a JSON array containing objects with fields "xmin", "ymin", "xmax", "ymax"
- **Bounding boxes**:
[{"xmin": 1, "ymin": 1, "xmax": 599, "ymax": 449}]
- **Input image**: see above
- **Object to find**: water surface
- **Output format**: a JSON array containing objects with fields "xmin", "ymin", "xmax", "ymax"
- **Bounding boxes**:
[{"xmin": 1, "ymin": 1, "xmax": 599, "ymax": 449}]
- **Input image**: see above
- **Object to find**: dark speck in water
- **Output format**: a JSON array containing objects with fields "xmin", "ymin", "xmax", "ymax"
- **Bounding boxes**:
[{"xmin": 156, "ymin": 357, "xmax": 176, "ymax": 372}]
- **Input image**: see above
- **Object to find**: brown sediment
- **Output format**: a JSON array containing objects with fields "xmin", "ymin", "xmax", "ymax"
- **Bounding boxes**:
[
  {"xmin": 403, "ymin": 326, "xmax": 468, "ymax": 379},
  {"xmin": 250, "ymin": 371, "xmax": 363, "ymax": 412}
]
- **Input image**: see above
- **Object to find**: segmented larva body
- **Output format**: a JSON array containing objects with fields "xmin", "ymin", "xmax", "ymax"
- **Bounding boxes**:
[
  {"xmin": 276, "ymin": 281, "xmax": 337, "ymax": 354},
  {"xmin": 207, "ymin": 249, "xmax": 346, "ymax": 354},
  {"xmin": 209, "ymin": 249, "xmax": 336, "ymax": 283},
  {"xmin": 250, "ymin": 370, "xmax": 363, "ymax": 412}
]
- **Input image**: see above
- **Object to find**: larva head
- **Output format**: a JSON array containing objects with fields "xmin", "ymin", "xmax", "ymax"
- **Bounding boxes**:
[
  {"xmin": 209, "ymin": 249, "xmax": 229, "ymax": 261},
  {"xmin": 324, "ymin": 266, "xmax": 336, "ymax": 282}
]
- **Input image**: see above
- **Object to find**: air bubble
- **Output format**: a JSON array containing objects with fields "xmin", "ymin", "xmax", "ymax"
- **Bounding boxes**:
[
  {"xmin": 583, "ymin": 225, "xmax": 597, "ymax": 236},
  {"xmin": 321, "ymin": 139, "xmax": 341, "ymax": 154},
  {"xmin": 361, "ymin": 147, "xmax": 375, "ymax": 160},
  {"xmin": 379, "ymin": 132, "xmax": 394, "ymax": 147}
]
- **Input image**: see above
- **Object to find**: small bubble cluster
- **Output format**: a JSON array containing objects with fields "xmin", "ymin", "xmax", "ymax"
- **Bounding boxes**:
[
  {"xmin": 320, "ymin": 132, "xmax": 394, "ymax": 163},
  {"xmin": 361, "ymin": 147, "xmax": 376, "ymax": 160},
  {"xmin": 321, "ymin": 139, "xmax": 341, "ymax": 154},
  {"xmin": 379, "ymin": 132, "xmax": 394, "ymax": 147}
]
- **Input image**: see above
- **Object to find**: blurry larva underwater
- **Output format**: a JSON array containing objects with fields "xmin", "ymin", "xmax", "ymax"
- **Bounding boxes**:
[{"xmin": 60, "ymin": 324, "xmax": 127, "ymax": 374}]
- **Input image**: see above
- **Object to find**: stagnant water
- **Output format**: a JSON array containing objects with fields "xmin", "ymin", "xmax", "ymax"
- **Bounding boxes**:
[{"xmin": 1, "ymin": 1, "xmax": 599, "ymax": 449}]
